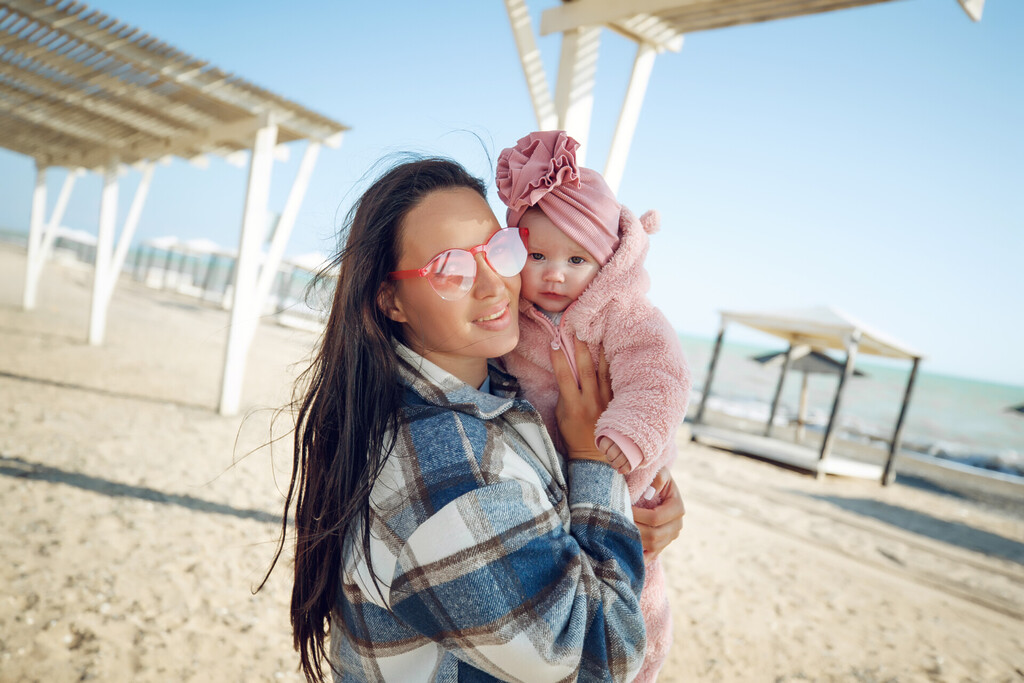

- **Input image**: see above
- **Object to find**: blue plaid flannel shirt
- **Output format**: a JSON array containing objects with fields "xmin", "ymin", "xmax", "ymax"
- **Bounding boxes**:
[{"xmin": 329, "ymin": 344, "xmax": 646, "ymax": 682}]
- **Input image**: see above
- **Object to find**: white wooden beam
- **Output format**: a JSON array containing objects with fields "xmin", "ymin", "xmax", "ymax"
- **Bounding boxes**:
[
  {"xmin": 323, "ymin": 131, "xmax": 345, "ymax": 149},
  {"xmin": 503, "ymin": 0, "xmax": 558, "ymax": 130},
  {"xmin": 555, "ymin": 26, "xmax": 601, "ymax": 164},
  {"xmin": 105, "ymin": 162, "xmax": 154, "ymax": 304},
  {"xmin": 611, "ymin": 14, "xmax": 684, "ymax": 52},
  {"xmin": 253, "ymin": 141, "xmax": 320, "ymax": 321},
  {"xmin": 45, "ymin": 115, "xmax": 267, "ymax": 170},
  {"xmin": 604, "ymin": 42, "xmax": 657, "ymax": 194},
  {"xmin": 89, "ymin": 162, "xmax": 119, "ymax": 345},
  {"xmin": 958, "ymin": 0, "xmax": 984, "ymax": 21},
  {"xmin": 22, "ymin": 164, "xmax": 47, "ymax": 310},
  {"xmin": 541, "ymin": 0, "xmax": 695, "ymax": 35},
  {"xmin": 25, "ymin": 168, "xmax": 81, "ymax": 310},
  {"xmin": 219, "ymin": 120, "xmax": 278, "ymax": 416},
  {"xmin": 39, "ymin": 169, "xmax": 81, "ymax": 264}
]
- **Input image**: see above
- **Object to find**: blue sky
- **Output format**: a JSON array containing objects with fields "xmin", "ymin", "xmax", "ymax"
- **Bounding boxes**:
[{"xmin": 1, "ymin": 0, "xmax": 1021, "ymax": 385}]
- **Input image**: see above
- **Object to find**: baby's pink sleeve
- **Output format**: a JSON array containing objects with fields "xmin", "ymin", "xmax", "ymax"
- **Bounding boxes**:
[{"xmin": 596, "ymin": 304, "xmax": 691, "ymax": 472}]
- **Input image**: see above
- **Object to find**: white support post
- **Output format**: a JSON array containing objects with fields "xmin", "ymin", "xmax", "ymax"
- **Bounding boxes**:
[
  {"xmin": 39, "ymin": 169, "xmax": 81, "ymax": 265},
  {"xmin": 958, "ymin": 0, "xmax": 985, "ymax": 21},
  {"xmin": 23, "ymin": 164, "xmax": 47, "ymax": 310},
  {"xmin": 219, "ymin": 119, "xmax": 278, "ymax": 416},
  {"xmin": 253, "ymin": 142, "xmax": 320, "ymax": 319},
  {"xmin": 89, "ymin": 162, "xmax": 119, "ymax": 345},
  {"xmin": 504, "ymin": 0, "xmax": 558, "ymax": 130},
  {"xmin": 604, "ymin": 42, "xmax": 657, "ymax": 194},
  {"xmin": 105, "ymin": 162, "xmax": 154, "ymax": 304},
  {"xmin": 554, "ymin": 26, "xmax": 601, "ymax": 164}
]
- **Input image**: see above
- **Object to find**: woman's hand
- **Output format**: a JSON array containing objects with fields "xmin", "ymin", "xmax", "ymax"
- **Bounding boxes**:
[
  {"xmin": 632, "ymin": 467, "xmax": 685, "ymax": 561},
  {"xmin": 551, "ymin": 337, "xmax": 611, "ymax": 461}
]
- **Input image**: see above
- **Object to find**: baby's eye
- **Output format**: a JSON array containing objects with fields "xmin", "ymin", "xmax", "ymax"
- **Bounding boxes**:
[
  {"xmin": 529, "ymin": 253, "xmax": 545, "ymax": 261},
  {"xmin": 569, "ymin": 256, "xmax": 587, "ymax": 265}
]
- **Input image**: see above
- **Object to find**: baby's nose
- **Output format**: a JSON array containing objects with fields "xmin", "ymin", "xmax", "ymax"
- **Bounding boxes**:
[{"xmin": 544, "ymin": 268, "xmax": 565, "ymax": 282}]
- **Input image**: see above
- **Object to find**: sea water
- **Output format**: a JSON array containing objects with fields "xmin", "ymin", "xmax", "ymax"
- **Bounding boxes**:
[{"xmin": 679, "ymin": 334, "xmax": 1024, "ymax": 479}]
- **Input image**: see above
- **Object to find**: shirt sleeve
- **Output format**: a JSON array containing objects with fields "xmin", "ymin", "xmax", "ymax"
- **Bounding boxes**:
[{"xmin": 386, "ymin": 459, "xmax": 647, "ymax": 683}]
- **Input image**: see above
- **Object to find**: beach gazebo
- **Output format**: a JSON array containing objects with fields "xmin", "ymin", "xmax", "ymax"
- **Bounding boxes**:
[
  {"xmin": 503, "ymin": 0, "xmax": 984, "ymax": 193},
  {"xmin": 0, "ymin": 0, "xmax": 348, "ymax": 415},
  {"xmin": 692, "ymin": 306, "xmax": 924, "ymax": 485},
  {"xmin": 752, "ymin": 348, "xmax": 867, "ymax": 444}
]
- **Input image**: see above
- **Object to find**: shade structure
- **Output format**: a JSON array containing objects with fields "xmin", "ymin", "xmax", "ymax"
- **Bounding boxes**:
[
  {"xmin": 540, "ymin": 0, "xmax": 985, "ymax": 39},
  {"xmin": 753, "ymin": 348, "xmax": 867, "ymax": 377},
  {"xmin": 505, "ymin": 0, "xmax": 981, "ymax": 193},
  {"xmin": 753, "ymin": 347, "xmax": 867, "ymax": 444},
  {"xmin": 694, "ymin": 306, "xmax": 923, "ymax": 485},
  {"xmin": 724, "ymin": 306, "xmax": 922, "ymax": 360},
  {"xmin": 0, "ymin": 0, "xmax": 346, "ymax": 168},
  {"xmin": 1, "ymin": 0, "xmax": 348, "ymax": 415}
]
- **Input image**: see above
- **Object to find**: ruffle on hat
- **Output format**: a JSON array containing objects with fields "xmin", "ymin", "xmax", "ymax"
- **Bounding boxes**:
[
  {"xmin": 496, "ymin": 131, "xmax": 581, "ymax": 214},
  {"xmin": 496, "ymin": 130, "xmax": 621, "ymax": 265}
]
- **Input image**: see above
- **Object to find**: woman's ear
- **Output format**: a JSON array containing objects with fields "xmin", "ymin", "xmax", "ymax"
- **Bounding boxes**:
[{"xmin": 377, "ymin": 282, "xmax": 407, "ymax": 323}]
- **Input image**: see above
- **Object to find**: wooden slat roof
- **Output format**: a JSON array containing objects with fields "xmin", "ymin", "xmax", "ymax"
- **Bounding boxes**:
[
  {"xmin": 542, "ymin": 0, "xmax": 980, "ymax": 51},
  {"xmin": 0, "ymin": 0, "xmax": 348, "ymax": 169}
]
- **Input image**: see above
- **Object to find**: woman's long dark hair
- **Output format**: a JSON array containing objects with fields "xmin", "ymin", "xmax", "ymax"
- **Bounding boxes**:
[{"xmin": 259, "ymin": 158, "xmax": 488, "ymax": 683}]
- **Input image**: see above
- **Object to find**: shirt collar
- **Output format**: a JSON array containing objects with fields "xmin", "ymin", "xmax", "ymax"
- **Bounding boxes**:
[{"xmin": 395, "ymin": 342, "xmax": 521, "ymax": 420}]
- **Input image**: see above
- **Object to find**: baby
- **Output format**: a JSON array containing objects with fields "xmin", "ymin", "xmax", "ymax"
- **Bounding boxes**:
[{"xmin": 497, "ymin": 130, "xmax": 691, "ymax": 682}]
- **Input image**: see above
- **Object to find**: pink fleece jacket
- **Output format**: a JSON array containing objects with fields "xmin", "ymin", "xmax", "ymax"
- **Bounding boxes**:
[{"xmin": 502, "ymin": 205, "xmax": 691, "ymax": 682}]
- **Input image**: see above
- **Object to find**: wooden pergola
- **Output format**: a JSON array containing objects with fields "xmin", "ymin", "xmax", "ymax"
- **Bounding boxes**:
[
  {"xmin": 504, "ymin": 0, "xmax": 984, "ymax": 193},
  {"xmin": 692, "ymin": 306, "xmax": 924, "ymax": 485},
  {"xmin": 0, "ymin": 0, "xmax": 348, "ymax": 415}
]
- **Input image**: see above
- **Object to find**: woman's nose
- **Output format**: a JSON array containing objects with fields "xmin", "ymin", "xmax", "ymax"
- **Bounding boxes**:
[{"xmin": 473, "ymin": 252, "xmax": 504, "ymax": 297}]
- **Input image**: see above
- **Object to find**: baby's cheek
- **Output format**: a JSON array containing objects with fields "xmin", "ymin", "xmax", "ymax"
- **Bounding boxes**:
[{"xmin": 576, "ymin": 267, "xmax": 600, "ymax": 291}]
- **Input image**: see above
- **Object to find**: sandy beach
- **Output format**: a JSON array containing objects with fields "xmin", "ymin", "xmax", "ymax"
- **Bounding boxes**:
[{"xmin": 2, "ymin": 243, "xmax": 1022, "ymax": 682}]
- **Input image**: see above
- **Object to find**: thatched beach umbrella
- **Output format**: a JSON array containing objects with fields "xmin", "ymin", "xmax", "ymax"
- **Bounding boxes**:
[{"xmin": 753, "ymin": 348, "xmax": 866, "ymax": 444}]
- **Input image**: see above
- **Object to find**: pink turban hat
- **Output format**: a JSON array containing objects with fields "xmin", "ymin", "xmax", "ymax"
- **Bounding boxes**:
[{"xmin": 496, "ymin": 130, "xmax": 621, "ymax": 265}]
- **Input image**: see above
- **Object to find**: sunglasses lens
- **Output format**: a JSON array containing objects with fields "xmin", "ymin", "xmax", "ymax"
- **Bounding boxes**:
[
  {"xmin": 485, "ymin": 228, "xmax": 528, "ymax": 277},
  {"xmin": 425, "ymin": 248, "xmax": 475, "ymax": 300}
]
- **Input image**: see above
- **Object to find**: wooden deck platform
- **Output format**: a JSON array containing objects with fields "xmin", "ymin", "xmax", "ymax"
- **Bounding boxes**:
[{"xmin": 690, "ymin": 423, "xmax": 884, "ymax": 481}]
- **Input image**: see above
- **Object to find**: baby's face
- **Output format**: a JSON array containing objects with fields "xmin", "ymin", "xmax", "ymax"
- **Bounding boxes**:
[{"xmin": 518, "ymin": 209, "xmax": 600, "ymax": 314}]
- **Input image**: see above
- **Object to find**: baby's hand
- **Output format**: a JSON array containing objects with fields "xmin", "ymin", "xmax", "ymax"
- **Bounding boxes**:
[{"xmin": 597, "ymin": 436, "xmax": 631, "ymax": 474}]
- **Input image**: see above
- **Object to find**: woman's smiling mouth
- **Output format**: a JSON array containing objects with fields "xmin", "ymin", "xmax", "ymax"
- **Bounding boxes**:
[{"xmin": 474, "ymin": 302, "xmax": 510, "ymax": 323}]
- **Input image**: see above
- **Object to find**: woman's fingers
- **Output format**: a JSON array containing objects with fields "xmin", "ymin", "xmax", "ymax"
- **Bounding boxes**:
[
  {"xmin": 573, "ymin": 336, "xmax": 597, "ymax": 395},
  {"xmin": 552, "ymin": 338, "xmax": 604, "ymax": 460},
  {"xmin": 633, "ymin": 476, "xmax": 685, "ymax": 528},
  {"xmin": 633, "ymin": 468, "xmax": 685, "ymax": 557},
  {"xmin": 647, "ymin": 467, "xmax": 670, "ymax": 498},
  {"xmin": 597, "ymin": 348, "xmax": 613, "ymax": 406},
  {"xmin": 550, "ymin": 340, "xmax": 580, "ymax": 395}
]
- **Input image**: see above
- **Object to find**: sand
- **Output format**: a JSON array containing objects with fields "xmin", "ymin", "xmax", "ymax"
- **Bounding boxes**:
[{"xmin": 1, "ymin": 244, "xmax": 1022, "ymax": 682}]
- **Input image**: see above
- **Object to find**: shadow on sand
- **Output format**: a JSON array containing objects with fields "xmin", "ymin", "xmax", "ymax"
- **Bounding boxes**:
[
  {"xmin": 0, "ymin": 324, "xmax": 85, "ymax": 345},
  {"xmin": 0, "ymin": 455, "xmax": 281, "ymax": 526},
  {"xmin": 0, "ymin": 369, "xmax": 214, "ymax": 412},
  {"xmin": 805, "ymin": 493, "xmax": 1024, "ymax": 565}
]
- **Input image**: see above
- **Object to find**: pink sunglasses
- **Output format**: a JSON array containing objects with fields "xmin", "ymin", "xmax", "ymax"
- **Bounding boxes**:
[{"xmin": 388, "ymin": 227, "xmax": 529, "ymax": 301}]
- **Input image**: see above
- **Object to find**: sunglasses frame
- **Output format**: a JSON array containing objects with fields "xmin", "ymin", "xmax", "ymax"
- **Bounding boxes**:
[{"xmin": 387, "ymin": 227, "xmax": 528, "ymax": 300}]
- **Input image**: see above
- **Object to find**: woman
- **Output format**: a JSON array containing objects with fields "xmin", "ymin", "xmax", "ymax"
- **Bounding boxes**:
[{"xmin": 266, "ymin": 158, "xmax": 685, "ymax": 682}]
